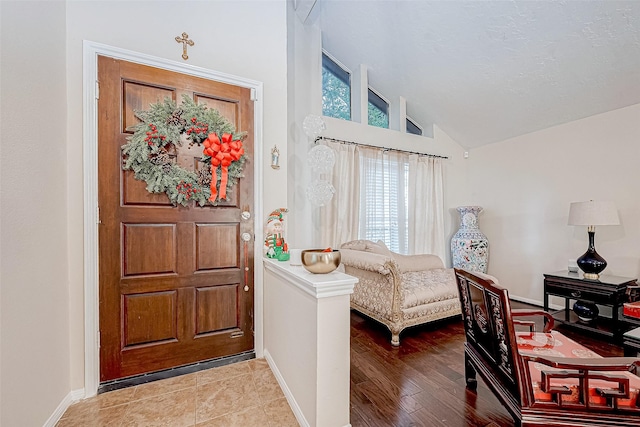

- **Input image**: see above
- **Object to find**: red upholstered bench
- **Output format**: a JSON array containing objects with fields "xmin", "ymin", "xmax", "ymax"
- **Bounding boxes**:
[{"xmin": 455, "ymin": 268, "xmax": 640, "ymax": 427}]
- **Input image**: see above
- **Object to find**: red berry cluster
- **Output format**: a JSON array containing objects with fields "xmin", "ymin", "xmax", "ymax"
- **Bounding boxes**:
[
  {"xmin": 145, "ymin": 123, "xmax": 166, "ymax": 147},
  {"xmin": 176, "ymin": 181, "xmax": 200, "ymax": 200},
  {"xmin": 186, "ymin": 117, "xmax": 209, "ymax": 137}
]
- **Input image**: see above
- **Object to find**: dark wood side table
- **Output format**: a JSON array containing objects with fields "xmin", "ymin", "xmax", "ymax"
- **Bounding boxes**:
[
  {"xmin": 543, "ymin": 271, "xmax": 638, "ymax": 340},
  {"xmin": 623, "ymin": 327, "xmax": 640, "ymax": 356}
]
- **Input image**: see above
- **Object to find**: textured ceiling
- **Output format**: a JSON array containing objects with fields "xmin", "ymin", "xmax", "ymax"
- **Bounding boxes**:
[{"xmin": 317, "ymin": 0, "xmax": 640, "ymax": 148}]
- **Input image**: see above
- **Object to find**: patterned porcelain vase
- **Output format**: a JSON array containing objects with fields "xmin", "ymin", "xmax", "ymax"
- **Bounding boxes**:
[{"xmin": 451, "ymin": 206, "xmax": 489, "ymax": 273}]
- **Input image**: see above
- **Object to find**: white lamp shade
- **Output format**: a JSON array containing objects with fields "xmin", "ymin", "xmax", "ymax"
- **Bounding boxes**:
[{"xmin": 567, "ymin": 200, "xmax": 620, "ymax": 226}]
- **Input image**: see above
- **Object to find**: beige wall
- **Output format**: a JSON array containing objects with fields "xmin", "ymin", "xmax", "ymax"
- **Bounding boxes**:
[
  {"xmin": 65, "ymin": 0, "xmax": 288, "ymax": 392},
  {"xmin": 4, "ymin": 0, "xmax": 638, "ymax": 424},
  {"xmin": 3, "ymin": 0, "xmax": 288, "ymax": 424},
  {"xmin": 286, "ymin": 1, "xmax": 323, "ymax": 250},
  {"xmin": 286, "ymin": 9, "xmax": 469, "ymax": 262},
  {"xmin": 468, "ymin": 103, "xmax": 640, "ymax": 305},
  {"xmin": 1, "ymin": 2, "xmax": 70, "ymax": 426}
]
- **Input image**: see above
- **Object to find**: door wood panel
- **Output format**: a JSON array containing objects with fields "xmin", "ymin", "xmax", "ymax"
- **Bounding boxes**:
[
  {"xmin": 122, "ymin": 224, "xmax": 177, "ymax": 276},
  {"xmin": 98, "ymin": 56, "xmax": 254, "ymax": 382},
  {"xmin": 195, "ymin": 285, "xmax": 239, "ymax": 334},
  {"xmin": 123, "ymin": 291, "xmax": 178, "ymax": 346},
  {"xmin": 195, "ymin": 224, "xmax": 239, "ymax": 270}
]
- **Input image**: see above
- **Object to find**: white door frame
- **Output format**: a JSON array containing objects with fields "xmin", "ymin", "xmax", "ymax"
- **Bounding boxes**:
[{"xmin": 82, "ymin": 41, "xmax": 264, "ymax": 397}]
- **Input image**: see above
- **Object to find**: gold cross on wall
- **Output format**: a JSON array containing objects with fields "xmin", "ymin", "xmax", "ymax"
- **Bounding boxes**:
[{"xmin": 175, "ymin": 32, "xmax": 194, "ymax": 60}]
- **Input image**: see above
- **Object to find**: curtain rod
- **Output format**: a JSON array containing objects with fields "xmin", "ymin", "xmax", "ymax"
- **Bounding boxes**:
[{"xmin": 314, "ymin": 136, "xmax": 449, "ymax": 159}]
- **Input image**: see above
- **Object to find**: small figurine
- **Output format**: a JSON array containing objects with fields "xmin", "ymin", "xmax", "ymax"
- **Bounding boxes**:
[
  {"xmin": 271, "ymin": 145, "xmax": 280, "ymax": 169},
  {"xmin": 264, "ymin": 208, "xmax": 289, "ymax": 261}
]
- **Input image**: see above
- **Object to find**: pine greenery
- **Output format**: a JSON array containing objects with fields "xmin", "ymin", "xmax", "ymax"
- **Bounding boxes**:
[{"xmin": 122, "ymin": 95, "xmax": 247, "ymax": 206}]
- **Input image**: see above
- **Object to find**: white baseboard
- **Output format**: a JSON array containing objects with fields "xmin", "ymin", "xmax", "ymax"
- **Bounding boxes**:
[
  {"xmin": 263, "ymin": 350, "xmax": 351, "ymax": 427},
  {"xmin": 510, "ymin": 294, "xmax": 563, "ymax": 311},
  {"xmin": 263, "ymin": 349, "xmax": 309, "ymax": 427},
  {"xmin": 43, "ymin": 388, "xmax": 84, "ymax": 427},
  {"xmin": 71, "ymin": 388, "xmax": 86, "ymax": 401}
]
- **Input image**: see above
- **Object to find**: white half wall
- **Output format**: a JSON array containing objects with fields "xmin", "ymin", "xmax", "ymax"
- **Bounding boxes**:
[
  {"xmin": 468, "ymin": 103, "xmax": 640, "ymax": 305},
  {"xmin": 263, "ymin": 259, "xmax": 354, "ymax": 427}
]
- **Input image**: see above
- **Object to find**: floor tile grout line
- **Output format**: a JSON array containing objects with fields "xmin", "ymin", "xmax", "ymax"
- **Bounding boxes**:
[
  {"xmin": 192, "ymin": 382, "xmax": 198, "ymax": 427},
  {"xmin": 56, "ymin": 359, "xmax": 296, "ymax": 426}
]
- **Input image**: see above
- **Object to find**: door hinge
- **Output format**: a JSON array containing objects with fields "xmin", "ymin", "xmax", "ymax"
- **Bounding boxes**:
[
  {"xmin": 250, "ymin": 87, "xmax": 257, "ymax": 101},
  {"xmin": 230, "ymin": 330, "xmax": 244, "ymax": 339},
  {"xmin": 95, "ymin": 81, "xmax": 100, "ymax": 100},
  {"xmin": 96, "ymin": 205, "xmax": 101, "ymax": 224}
]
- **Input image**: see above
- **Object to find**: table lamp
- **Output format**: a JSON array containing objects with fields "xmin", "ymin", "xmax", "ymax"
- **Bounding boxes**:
[{"xmin": 568, "ymin": 200, "xmax": 619, "ymax": 279}]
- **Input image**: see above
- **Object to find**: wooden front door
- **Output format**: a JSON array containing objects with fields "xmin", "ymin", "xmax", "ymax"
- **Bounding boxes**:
[{"xmin": 98, "ymin": 56, "xmax": 255, "ymax": 382}]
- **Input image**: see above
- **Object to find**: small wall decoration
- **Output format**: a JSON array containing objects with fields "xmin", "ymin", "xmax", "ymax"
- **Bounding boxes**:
[
  {"xmin": 302, "ymin": 114, "xmax": 326, "ymax": 140},
  {"xmin": 175, "ymin": 32, "xmax": 194, "ymax": 60},
  {"xmin": 121, "ymin": 94, "xmax": 247, "ymax": 206},
  {"xmin": 300, "ymin": 115, "xmax": 334, "ymax": 206},
  {"xmin": 306, "ymin": 179, "xmax": 335, "ymax": 207},
  {"xmin": 306, "ymin": 143, "xmax": 336, "ymax": 206},
  {"xmin": 307, "ymin": 144, "xmax": 336, "ymax": 173},
  {"xmin": 264, "ymin": 208, "xmax": 289, "ymax": 261},
  {"xmin": 271, "ymin": 145, "xmax": 280, "ymax": 169}
]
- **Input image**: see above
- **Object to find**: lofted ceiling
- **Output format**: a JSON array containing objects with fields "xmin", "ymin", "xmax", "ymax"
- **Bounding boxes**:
[{"xmin": 315, "ymin": 0, "xmax": 640, "ymax": 148}]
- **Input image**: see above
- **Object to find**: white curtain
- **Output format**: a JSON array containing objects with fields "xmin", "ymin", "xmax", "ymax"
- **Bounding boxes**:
[
  {"xmin": 408, "ymin": 155, "xmax": 445, "ymax": 259},
  {"xmin": 319, "ymin": 141, "xmax": 360, "ymax": 248},
  {"xmin": 318, "ymin": 140, "xmax": 445, "ymax": 256}
]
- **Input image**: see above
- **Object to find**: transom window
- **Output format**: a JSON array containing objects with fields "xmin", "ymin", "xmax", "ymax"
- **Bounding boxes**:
[
  {"xmin": 321, "ymin": 51, "xmax": 424, "ymax": 138},
  {"xmin": 368, "ymin": 88, "xmax": 389, "ymax": 129},
  {"xmin": 322, "ymin": 52, "xmax": 351, "ymax": 121},
  {"xmin": 406, "ymin": 117, "xmax": 422, "ymax": 135}
]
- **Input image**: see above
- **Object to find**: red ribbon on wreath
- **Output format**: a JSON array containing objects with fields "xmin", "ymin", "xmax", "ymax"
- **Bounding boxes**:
[{"xmin": 203, "ymin": 133, "xmax": 244, "ymax": 201}]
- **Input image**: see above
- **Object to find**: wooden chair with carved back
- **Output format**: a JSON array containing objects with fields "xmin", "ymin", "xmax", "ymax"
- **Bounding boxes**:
[{"xmin": 454, "ymin": 268, "xmax": 640, "ymax": 427}]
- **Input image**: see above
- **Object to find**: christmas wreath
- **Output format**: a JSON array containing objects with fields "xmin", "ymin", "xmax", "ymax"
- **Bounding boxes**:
[{"xmin": 122, "ymin": 95, "xmax": 247, "ymax": 206}]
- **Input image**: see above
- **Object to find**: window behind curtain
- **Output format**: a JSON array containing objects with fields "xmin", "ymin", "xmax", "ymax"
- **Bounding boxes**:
[
  {"xmin": 318, "ymin": 140, "xmax": 445, "ymax": 259},
  {"xmin": 358, "ymin": 148, "xmax": 409, "ymax": 253}
]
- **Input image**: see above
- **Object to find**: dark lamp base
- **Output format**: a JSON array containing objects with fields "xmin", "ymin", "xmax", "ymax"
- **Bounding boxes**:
[{"xmin": 576, "ymin": 230, "xmax": 607, "ymax": 280}]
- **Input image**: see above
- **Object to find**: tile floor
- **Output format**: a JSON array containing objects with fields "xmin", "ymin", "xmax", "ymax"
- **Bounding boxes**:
[{"xmin": 56, "ymin": 358, "xmax": 299, "ymax": 426}]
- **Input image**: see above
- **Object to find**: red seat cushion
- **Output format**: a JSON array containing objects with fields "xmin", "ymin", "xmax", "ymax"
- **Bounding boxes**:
[{"xmin": 517, "ymin": 330, "xmax": 640, "ymax": 408}]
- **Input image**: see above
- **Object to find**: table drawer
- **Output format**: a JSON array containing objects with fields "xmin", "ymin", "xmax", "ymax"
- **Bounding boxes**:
[{"xmin": 545, "ymin": 281, "xmax": 619, "ymax": 304}]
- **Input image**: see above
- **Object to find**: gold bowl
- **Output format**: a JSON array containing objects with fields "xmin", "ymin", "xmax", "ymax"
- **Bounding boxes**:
[{"xmin": 301, "ymin": 249, "xmax": 341, "ymax": 274}]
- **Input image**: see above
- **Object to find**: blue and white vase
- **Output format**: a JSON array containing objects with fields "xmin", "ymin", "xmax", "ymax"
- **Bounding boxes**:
[{"xmin": 451, "ymin": 206, "xmax": 489, "ymax": 273}]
